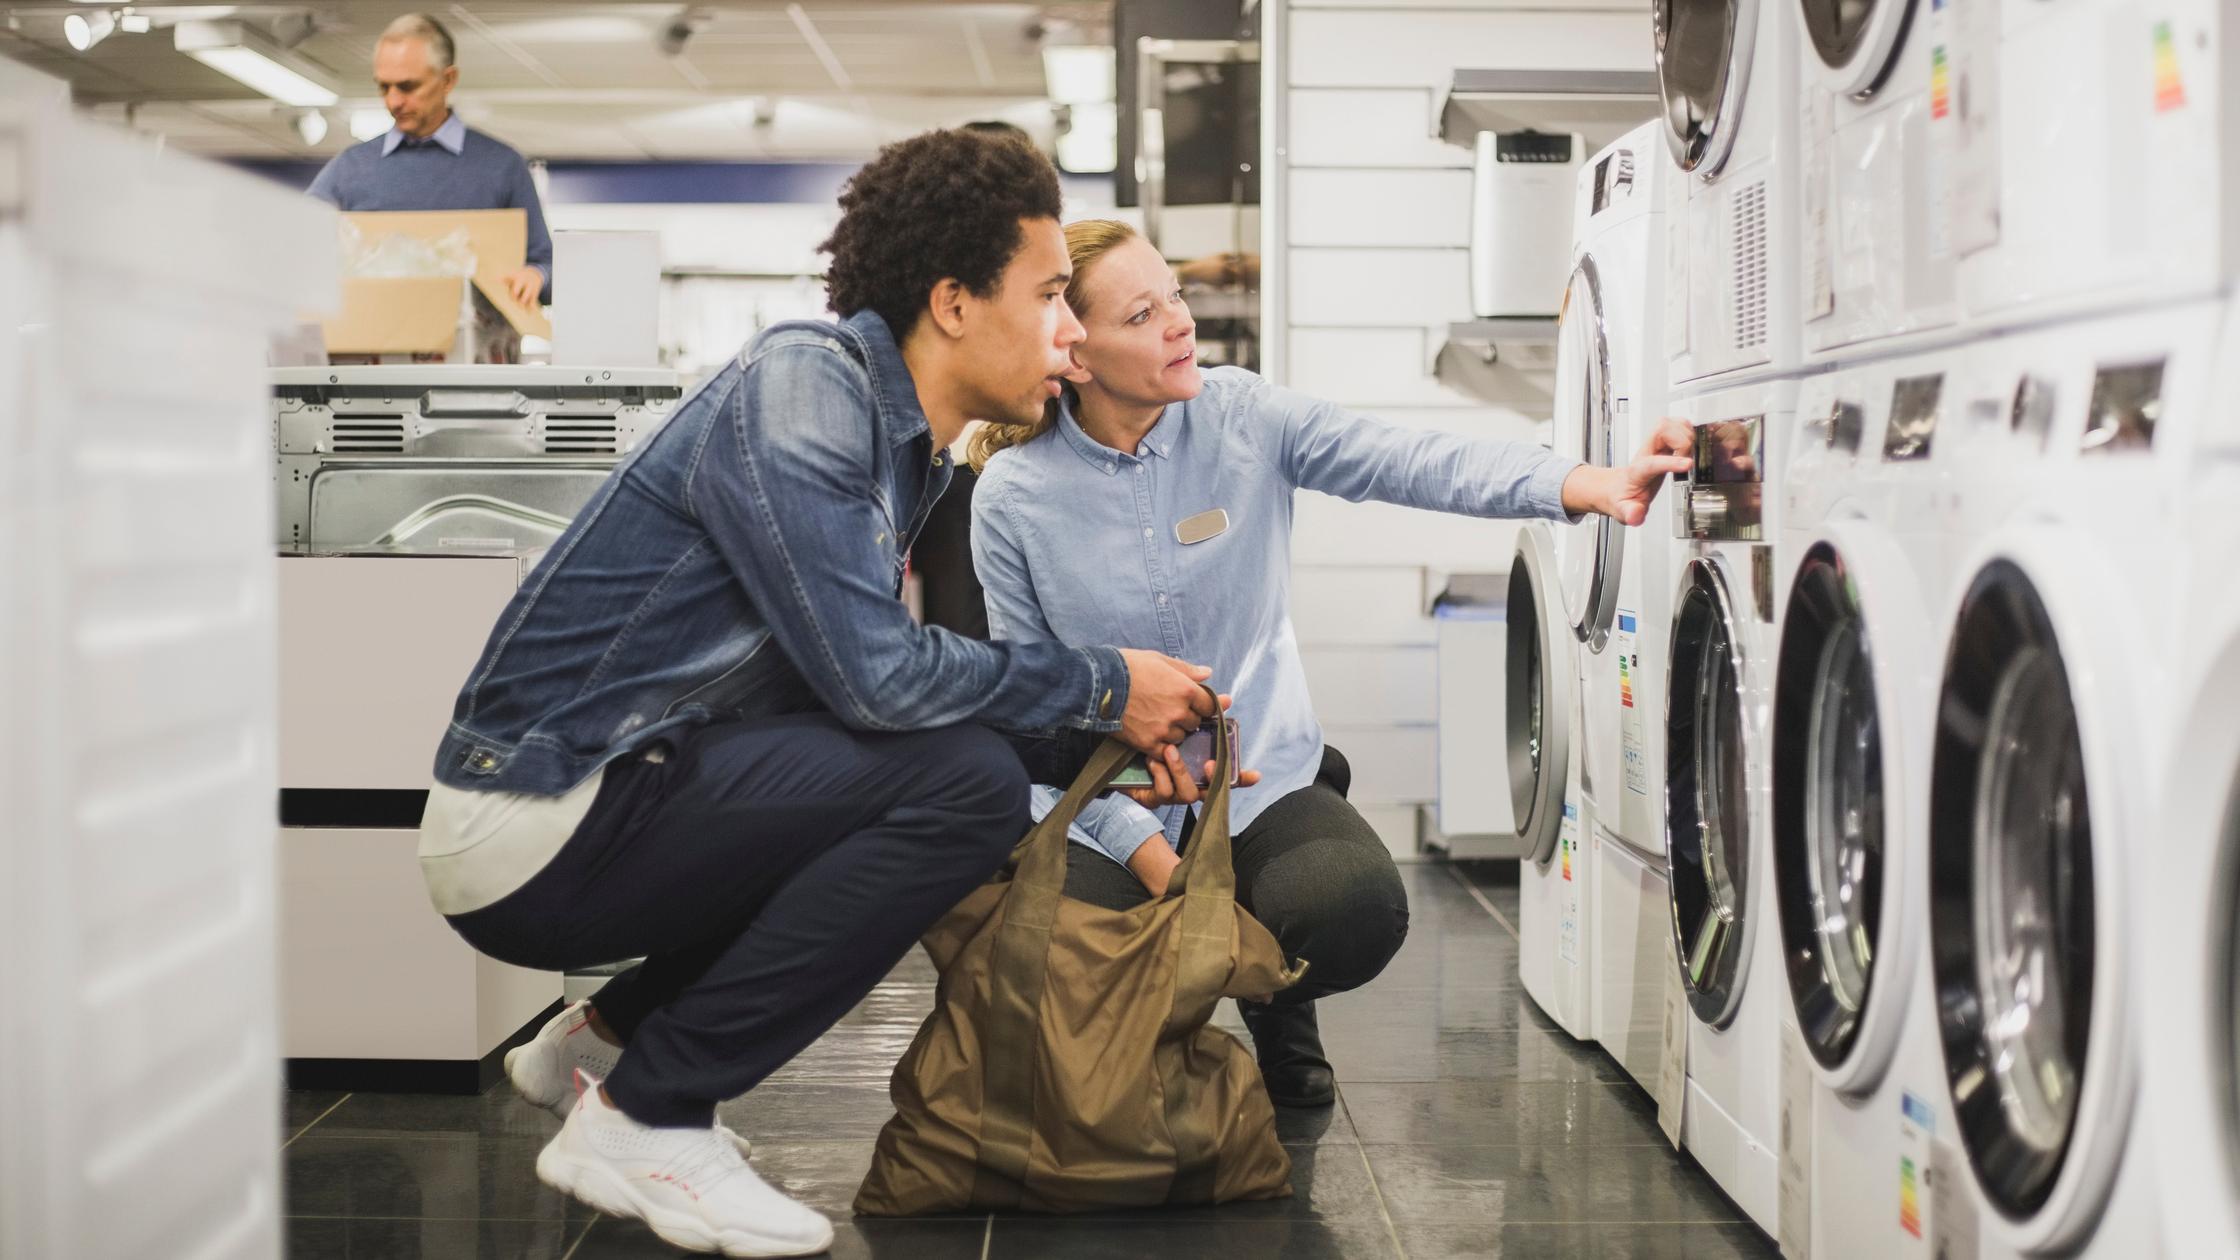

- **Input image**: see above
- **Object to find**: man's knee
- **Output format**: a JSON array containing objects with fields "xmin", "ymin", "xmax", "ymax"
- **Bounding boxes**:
[{"xmin": 924, "ymin": 724, "xmax": 1031, "ymax": 840}]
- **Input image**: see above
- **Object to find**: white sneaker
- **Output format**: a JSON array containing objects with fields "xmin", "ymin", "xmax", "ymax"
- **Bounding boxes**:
[
  {"xmin": 508, "ymin": 1001, "xmax": 752, "ymax": 1156},
  {"xmin": 536, "ymin": 1076, "xmax": 834, "ymax": 1258}
]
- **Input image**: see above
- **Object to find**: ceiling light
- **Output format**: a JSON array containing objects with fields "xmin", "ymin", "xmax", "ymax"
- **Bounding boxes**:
[
  {"xmin": 65, "ymin": 11, "xmax": 115, "ymax": 52},
  {"xmin": 294, "ymin": 110, "xmax": 327, "ymax": 146},
  {"xmin": 1041, "ymin": 45, "xmax": 1113, "ymax": 107},
  {"xmin": 349, "ymin": 108, "xmax": 391, "ymax": 142},
  {"xmin": 118, "ymin": 12, "xmax": 151, "ymax": 35},
  {"xmin": 174, "ymin": 19, "xmax": 339, "ymax": 108}
]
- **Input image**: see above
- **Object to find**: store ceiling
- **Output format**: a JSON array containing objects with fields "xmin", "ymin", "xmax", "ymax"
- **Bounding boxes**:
[{"xmin": 0, "ymin": 1, "xmax": 1107, "ymax": 159}]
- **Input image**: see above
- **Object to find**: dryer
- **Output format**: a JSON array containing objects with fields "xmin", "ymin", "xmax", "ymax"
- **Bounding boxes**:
[
  {"xmin": 1656, "ymin": 0, "xmax": 1804, "ymax": 388},
  {"xmin": 1951, "ymin": 0, "xmax": 2228, "ymax": 330},
  {"xmin": 1660, "ymin": 377, "xmax": 1799, "ymax": 1231},
  {"xmin": 1556, "ymin": 123, "xmax": 1687, "ymax": 1090},
  {"xmin": 1924, "ymin": 301, "xmax": 2228, "ymax": 1259},
  {"xmin": 1510, "ymin": 523, "xmax": 1592, "ymax": 1040},
  {"xmin": 1778, "ymin": 350, "xmax": 1963, "ymax": 1260},
  {"xmin": 1796, "ymin": 0, "xmax": 1958, "ymax": 359}
]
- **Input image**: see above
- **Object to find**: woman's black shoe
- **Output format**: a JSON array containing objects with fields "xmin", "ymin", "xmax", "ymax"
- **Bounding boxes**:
[{"xmin": 1240, "ymin": 999, "xmax": 1337, "ymax": 1108}]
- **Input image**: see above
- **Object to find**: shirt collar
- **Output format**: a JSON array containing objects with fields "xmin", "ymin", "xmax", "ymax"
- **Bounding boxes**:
[
  {"xmin": 382, "ymin": 112, "xmax": 467, "ymax": 156},
  {"xmin": 842, "ymin": 309, "xmax": 932, "ymax": 449},
  {"xmin": 1055, "ymin": 395, "xmax": 1175, "ymax": 473}
]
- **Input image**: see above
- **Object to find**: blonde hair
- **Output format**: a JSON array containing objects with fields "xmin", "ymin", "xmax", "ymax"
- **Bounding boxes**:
[{"xmin": 966, "ymin": 218, "xmax": 1140, "ymax": 472}]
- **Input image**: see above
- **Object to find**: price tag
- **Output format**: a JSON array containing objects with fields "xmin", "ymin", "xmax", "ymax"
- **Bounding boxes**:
[
  {"xmin": 1930, "ymin": 1138, "xmax": 1981, "ymax": 1260},
  {"xmin": 1777, "ymin": 1029, "xmax": 1814, "ymax": 1258},
  {"xmin": 1654, "ymin": 926, "xmax": 1689, "ymax": 1147}
]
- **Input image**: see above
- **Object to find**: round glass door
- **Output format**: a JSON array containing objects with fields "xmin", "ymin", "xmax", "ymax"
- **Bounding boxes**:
[
  {"xmin": 1556, "ymin": 259, "xmax": 1620, "ymax": 651},
  {"xmin": 1655, "ymin": 0, "xmax": 1749, "ymax": 174},
  {"xmin": 1931, "ymin": 562, "xmax": 2095, "ymax": 1218},
  {"xmin": 1508, "ymin": 528, "xmax": 1574, "ymax": 865},
  {"xmin": 1667, "ymin": 559, "xmax": 1755, "ymax": 1027},
  {"xmin": 1773, "ymin": 543, "xmax": 1886, "ymax": 1068},
  {"xmin": 2222, "ymin": 777, "xmax": 2240, "ymax": 1205},
  {"xmin": 1800, "ymin": 0, "xmax": 1916, "ymax": 95}
]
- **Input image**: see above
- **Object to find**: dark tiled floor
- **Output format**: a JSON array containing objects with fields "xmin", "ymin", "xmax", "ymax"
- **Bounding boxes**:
[{"xmin": 282, "ymin": 861, "xmax": 1774, "ymax": 1259}]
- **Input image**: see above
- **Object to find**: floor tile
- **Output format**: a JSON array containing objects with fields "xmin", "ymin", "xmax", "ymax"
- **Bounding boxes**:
[
  {"xmin": 732, "ymin": 1142, "xmax": 881, "ymax": 1216},
  {"xmin": 283, "ymin": 1216, "xmax": 593, "ymax": 1260},
  {"xmin": 992, "ymin": 1139, "xmax": 1386, "ymax": 1224},
  {"xmin": 572, "ymin": 1214, "xmax": 989, "ymax": 1260},
  {"xmin": 1363, "ymin": 1143, "xmax": 1746, "ymax": 1226},
  {"xmin": 1398, "ymin": 1222, "xmax": 1776, "ymax": 1259},
  {"xmin": 720, "ymin": 1080, "xmax": 906, "ymax": 1143},
  {"xmin": 1320, "ymin": 1014, "xmax": 1619, "ymax": 1085},
  {"xmin": 987, "ymin": 1216, "xmax": 1400, "ymax": 1259},
  {"xmin": 767, "ymin": 1013, "xmax": 930, "ymax": 1081},
  {"xmin": 315, "ymin": 1088, "xmax": 562, "ymax": 1143},
  {"xmin": 284, "ymin": 1090, "xmax": 349, "ymax": 1142},
  {"xmin": 284, "ymin": 1134, "xmax": 595, "ymax": 1224},
  {"xmin": 1340, "ymin": 1080, "xmax": 1665, "ymax": 1147}
]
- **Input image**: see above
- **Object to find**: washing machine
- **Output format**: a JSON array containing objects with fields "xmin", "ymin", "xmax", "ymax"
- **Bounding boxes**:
[
  {"xmin": 1656, "ymin": 0, "xmax": 1803, "ymax": 388},
  {"xmin": 1796, "ymin": 0, "xmax": 1958, "ymax": 359},
  {"xmin": 1923, "ymin": 301, "xmax": 2229, "ymax": 1259},
  {"xmin": 2142, "ymin": 310, "xmax": 2240, "ymax": 1258},
  {"xmin": 1550, "ymin": 122, "xmax": 1688, "ymax": 1089},
  {"xmin": 1950, "ymin": 0, "xmax": 2228, "ymax": 330},
  {"xmin": 2148, "ymin": 463, "xmax": 2240, "ymax": 1260},
  {"xmin": 1509, "ymin": 523, "xmax": 1592, "ymax": 1040},
  {"xmin": 1660, "ymin": 377, "xmax": 1799, "ymax": 1232},
  {"xmin": 1777, "ymin": 349, "xmax": 1965, "ymax": 1260}
]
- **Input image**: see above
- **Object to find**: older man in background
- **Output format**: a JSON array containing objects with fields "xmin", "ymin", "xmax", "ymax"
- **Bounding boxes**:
[{"xmin": 307, "ymin": 12, "xmax": 552, "ymax": 305}]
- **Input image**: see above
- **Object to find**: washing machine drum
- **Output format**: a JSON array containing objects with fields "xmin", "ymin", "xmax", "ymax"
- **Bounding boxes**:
[
  {"xmin": 1931, "ymin": 561, "xmax": 2096, "ymax": 1218},
  {"xmin": 1655, "ymin": 0, "xmax": 1745, "ymax": 173},
  {"xmin": 1667, "ymin": 559, "xmax": 1756, "ymax": 1027},
  {"xmin": 1772, "ymin": 543, "xmax": 1886, "ymax": 1068},
  {"xmin": 1555, "ymin": 259, "xmax": 1622, "ymax": 650}
]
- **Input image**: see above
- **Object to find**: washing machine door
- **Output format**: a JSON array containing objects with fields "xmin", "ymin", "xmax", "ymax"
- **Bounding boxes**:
[
  {"xmin": 1929, "ymin": 561, "xmax": 2096, "ymax": 1221},
  {"xmin": 1772, "ymin": 537, "xmax": 1889, "ymax": 1074},
  {"xmin": 1665, "ymin": 556, "xmax": 1757, "ymax": 1027},
  {"xmin": 1555, "ymin": 257, "xmax": 1622, "ymax": 652},
  {"xmin": 1509, "ymin": 525, "xmax": 1578, "ymax": 866},
  {"xmin": 1654, "ymin": 0, "xmax": 1757, "ymax": 175},
  {"xmin": 1799, "ymin": 0, "xmax": 1917, "ymax": 95}
]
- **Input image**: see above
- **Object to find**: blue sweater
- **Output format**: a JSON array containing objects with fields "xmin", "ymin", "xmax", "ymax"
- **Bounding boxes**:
[{"xmin": 308, "ymin": 122, "xmax": 554, "ymax": 302}]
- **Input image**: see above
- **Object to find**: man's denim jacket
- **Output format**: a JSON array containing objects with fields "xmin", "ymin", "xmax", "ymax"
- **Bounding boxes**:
[{"xmin": 431, "ymin": 310, "xmax": 1130, "ymax": 796}]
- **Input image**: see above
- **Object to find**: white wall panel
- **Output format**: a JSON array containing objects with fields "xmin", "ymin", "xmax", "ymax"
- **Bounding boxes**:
[
  {"xmin": 1290, "ymin": 247, "xmax": 1472, "ymax": 327},
  {"xmin": 1290, "ymin": 11, "xmax": 1652, "ymax": 89},
  {"xmin": 1301, "ymin": 646, "xmax": 1440, "ymax": 724},
  {"xmin": 1325, "ymin": 724, "xmax": 1440, "ymax": 802},
  {"xmin": 1356, "ymin": 804, "xmax": 1426, "ymax": 862},
  {"xmin": 1287, "ymin": 90, "xmax": 1460, "ymax": 168},
  {"xmin": 1289, "ymin": 169, "xmax": 1473, "ymax": 248},
  {"xmin": 1292, "ymin": 567, "xmax": 1437, "ymax": 645},
  {"xmin": 1292, "ymin": 0, "xmax": 1642, "ymax": 9},
  {"xmin": 1359, "ymin": 405, "xmax": 1543, "ymax": 441}
]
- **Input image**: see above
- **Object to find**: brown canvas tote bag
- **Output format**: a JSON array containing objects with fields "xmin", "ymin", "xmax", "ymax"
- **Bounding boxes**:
[{"xmin": 854, "ymin": 713, "xmax": 1306, "ymax": 1215}]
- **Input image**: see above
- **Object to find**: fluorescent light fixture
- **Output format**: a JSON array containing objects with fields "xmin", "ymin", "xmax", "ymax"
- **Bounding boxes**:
[
  {"xmin": 294, "ymin": 109, "xmax": 327, "ymax": 145},
  {"xmin": 349, "ymin": 108, "xmax": 391, "ymax": 142},
  {"xmin": 65, "ymin": 11, "xmax": 114, "ymax": 51},
  {"xmin": 174, "ymin": 19, "xmax": 338, "ymax": 108},
  {"xmin": 118, "ymin": 13, "xmax": 150, "ymax": 34},
  {"xmin": 1042, "ymin": 45, "xmax": 1114, "ymax": 107},
  {"xmin": 1056, "ymin": 100, "xmax": 1117, "ymax": 174}
]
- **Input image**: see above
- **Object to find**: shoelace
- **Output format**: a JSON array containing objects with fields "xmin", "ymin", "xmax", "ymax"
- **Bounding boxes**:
[{"xmin": 652, "ymin": 1127, "xmax": 754, "ymax": 1200}]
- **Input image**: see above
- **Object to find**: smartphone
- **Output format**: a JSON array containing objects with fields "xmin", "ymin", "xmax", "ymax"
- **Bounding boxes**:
[{"xmin": 1110, "ymin": 718, "xmax": 1241, "ymax": 790}]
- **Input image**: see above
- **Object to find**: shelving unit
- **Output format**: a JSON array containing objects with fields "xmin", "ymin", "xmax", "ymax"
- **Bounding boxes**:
[{"xmin": 1436, "ymin": 67, "xmax": 1663, "ymax": 153}]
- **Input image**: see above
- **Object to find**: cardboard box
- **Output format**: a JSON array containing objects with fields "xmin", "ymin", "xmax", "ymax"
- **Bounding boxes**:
[{"xmin": 322, "ymin": 209, "xmax": 553, "ymax": 360}]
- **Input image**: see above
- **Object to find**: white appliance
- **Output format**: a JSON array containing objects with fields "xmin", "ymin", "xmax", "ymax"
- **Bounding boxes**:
[
  {"xmin": 1951, "ymin": 0, "xmax": 2228, "ymax": 330},
  {"xmin": 1661, "ymin": 378, "xmax": 1799, "ymax": 1232},
  {"xmin": 0, "ymin": 62, "xmax": 335, "ymax": 1260},
  {"xmin": 1923, "ymin": 302, "xmax": 2230, "ymax": 1259},
  {"xmin": 1510, "ymin": 523, "xmax": 1593, "ymax": 1039},
  {"xmin": 1471, "ymin": 129, "xmax": 1586, "ymax": 318},
  {"xmin": 1550, "ymin": 124, "xmax": 1687, "ymax": 1088},
  {"xmin": 2148, "ymin": 462, "xmax": 2240, "ymax": 1259},
  {"xmin": 1656, "ymin": 0, "xmax": 1804, "ymax": 387},
  {"xmin": 1778, "ymin": 351, "xmax": 1963, "ymax": 1260},
  {"xmin": 1796, "ymin": 0, "xmax": 1958, "ymax": 358}
]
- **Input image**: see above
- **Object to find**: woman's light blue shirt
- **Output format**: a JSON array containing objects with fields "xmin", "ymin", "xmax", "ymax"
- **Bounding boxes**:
[{"xmin": 971, "ymin": 367, "xmax": 1579, "ymax": 866}]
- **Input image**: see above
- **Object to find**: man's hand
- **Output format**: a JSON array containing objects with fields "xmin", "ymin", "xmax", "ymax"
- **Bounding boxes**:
[
  {"xmin": 1117, "ymin": 650, "xmax": 1217, "ymax": 750},
  {"xmin": 501, "ymin": 265, "xmax": 545, "ymax": 307},
  {"xmin": 1560, "ymin": 418, "xmax": 1694, "ymax": 526},
  {"xmin": 1118, "ymin": 694, "xmax": 1263, "ymax": 808}
]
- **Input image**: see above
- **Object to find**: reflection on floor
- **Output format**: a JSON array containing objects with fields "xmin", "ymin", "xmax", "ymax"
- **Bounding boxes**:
[{"xmin": 282, "ymin": 861, "xmax": 1776, "ymax": 1259}]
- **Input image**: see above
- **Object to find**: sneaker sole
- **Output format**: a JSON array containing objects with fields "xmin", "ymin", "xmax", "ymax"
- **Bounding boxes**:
[{"xmin": 535, "ymin": 1138, "xmax": 831, "ymax": 1258}]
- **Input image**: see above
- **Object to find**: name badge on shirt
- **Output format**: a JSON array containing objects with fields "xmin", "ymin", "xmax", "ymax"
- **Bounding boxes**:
[{"xmin": 1175, "ymin": 508, "xmax": 1229, "ymax": 545}]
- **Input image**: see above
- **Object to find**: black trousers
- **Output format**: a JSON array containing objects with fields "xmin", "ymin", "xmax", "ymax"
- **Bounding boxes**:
[
  {"xmin": 1061, "ymin": 746, "xmax": 1411, "ymax": 1008},
  {"xmin": 446, "ymin": 713, "xmax": 1033, "ymax": 1128}
]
